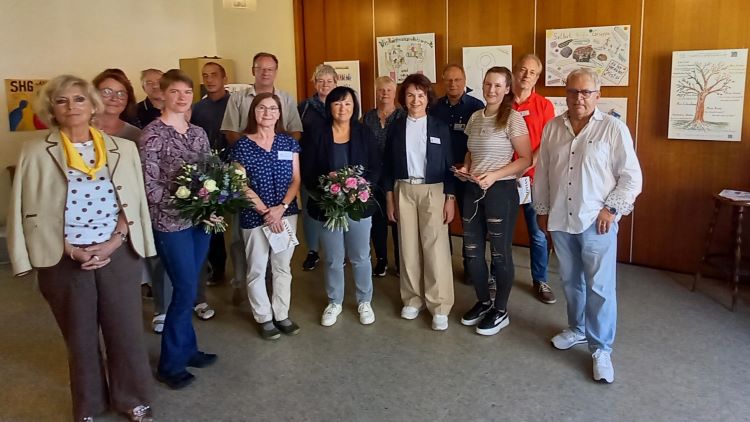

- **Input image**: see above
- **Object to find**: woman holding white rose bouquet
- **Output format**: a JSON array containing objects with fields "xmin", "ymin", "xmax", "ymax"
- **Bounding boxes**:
[
  {"xmin": 140, "ymin": 69, "xmax": 217, "ymax": 389},
  {"xmin": 228, "ymin": 92, "xmax": 302, "ymax": 340}
]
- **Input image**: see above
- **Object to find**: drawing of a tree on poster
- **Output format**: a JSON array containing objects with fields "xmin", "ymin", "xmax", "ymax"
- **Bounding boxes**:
[{"xmin": 675, "ymin": 63, "xmax": 733, "ymax": 130}]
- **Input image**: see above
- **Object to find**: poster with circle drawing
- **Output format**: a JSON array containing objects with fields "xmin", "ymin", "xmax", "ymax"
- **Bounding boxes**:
[
  {"xmin": 545, "ymin": 25, "xmax": 630, "ymax": 87},
  {"xmin": 462, "ymin": 45, "xmax": 512, "ymax": 104}
]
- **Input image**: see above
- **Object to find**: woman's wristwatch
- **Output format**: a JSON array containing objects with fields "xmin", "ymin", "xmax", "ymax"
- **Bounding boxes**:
[
  {"xmin": 446, "ymin": 194, "xmax": 456, "ymax": 201},
  {"xmin": 113, "ymin": 230, "xmax": 128, "ymax": 242},
  {"xmin": 281, "ymin": 202, "xmax": 289, "ymax": 210}
]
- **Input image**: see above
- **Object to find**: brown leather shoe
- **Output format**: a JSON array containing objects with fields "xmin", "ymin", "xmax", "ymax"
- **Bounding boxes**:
[{"xmin": 534, "ymin": 281, "xmax": 557, "ymax": 304}]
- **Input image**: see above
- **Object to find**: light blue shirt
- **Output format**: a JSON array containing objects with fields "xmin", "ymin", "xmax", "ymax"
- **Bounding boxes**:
[{"xmin": 405, "ymin": 115, "xmax": 427, "ymax": 179}]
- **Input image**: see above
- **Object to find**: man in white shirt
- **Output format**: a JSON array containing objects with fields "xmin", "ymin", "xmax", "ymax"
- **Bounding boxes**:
[{"xmin": 533, "ymin": 68, "xmax": 642, "ymax": 384}]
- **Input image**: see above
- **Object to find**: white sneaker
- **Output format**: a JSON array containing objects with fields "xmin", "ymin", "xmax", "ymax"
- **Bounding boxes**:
[
  {"xmin": 321, "ymin": 303, "xmax": 342, "ymax": 326},
  {"xmin": 151, "ymin": 313, "xmax": 166, "ymax": 334},
  {"xmin": 358, "ymin": 302, "xmax": 375, "ymax": 325},
  {"xmin": 432, "ymin": 314, "xmax": 448, "ymax": 331},
  {"xmin": 551, "ymin": 328, "xmax": 587, "ymax": 350},
  {"xmin": 400, "ymin": 306, "xmax": 421, "ymax": 320},
  {"xmin": 592, "ymin": 349, "xmax": 614, "ymax": 383}
]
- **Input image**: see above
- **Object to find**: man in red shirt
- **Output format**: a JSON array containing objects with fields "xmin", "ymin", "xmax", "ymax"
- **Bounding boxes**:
[{"xmin": 512, "ymin": 54, "xmax": 557, "ymax": 304}]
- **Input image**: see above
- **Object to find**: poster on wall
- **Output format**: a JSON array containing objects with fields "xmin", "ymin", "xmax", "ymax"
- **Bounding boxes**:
[
  {"xmin": 545, "ymin": 25, "xmax": 630, "ymax": 87},
  {"xmin": 462, "ymin": 45, "xmax": 512, "ymax": 104},
  {"xmin": 548, "ymin": 97, "xmax": 628, "ymax": 123},
  {"xmin": 5, "ymin": 79, "xmax": 48, "ymax": 131},
  {"xmin": 324, "ymin": 60, "xmax": 362, "ymax": 116},
  {"xmin": 668, "ymin": 48, "xmax": 747, "ymax": 142},
  {"xmin": 376, "ymin": 33, "xmax": 436, "ymax": 83}
]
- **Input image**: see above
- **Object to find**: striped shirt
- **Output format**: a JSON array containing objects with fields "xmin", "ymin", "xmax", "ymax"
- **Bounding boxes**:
[{"xmin": 465, "ymin": 108, "xmax": 528, "ymax": 179}]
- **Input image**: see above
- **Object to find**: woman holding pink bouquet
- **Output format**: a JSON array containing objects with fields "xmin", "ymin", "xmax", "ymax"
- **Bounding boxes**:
[
  {"xmin": 300, "ymin": 86, "xmax": 381, "ymax": 327},
  {"xmin": 229, "ymin": 92, "xmax": 302, "ymax": 340}
]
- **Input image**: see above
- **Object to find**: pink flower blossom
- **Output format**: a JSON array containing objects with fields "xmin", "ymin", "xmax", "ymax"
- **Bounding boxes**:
[
  {"xmin": 197, "ymin": 187, "xmax": 209, "ymax": 198},
  {"xmin": 330, "ymin": 183, "xmax": 341, "ymax": 194},
  {"xmin": 328, "ymin": 171, "xmax": 337, "ymax": 177},
  {"xmin": 358, "ymin": 190, "xmax": 370, "ymax": 202},
  {"xmin": 345, "ymin": 177, "xmax": 358, "ymax": 189}
]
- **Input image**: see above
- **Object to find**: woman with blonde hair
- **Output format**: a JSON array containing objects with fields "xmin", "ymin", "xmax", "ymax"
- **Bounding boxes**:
[
  {"xmin": 8, "ymin": 74, "xmax": 155, "ymax": 421},
  {"xmin": 455, "ymin": 66, "xmax": 531, "ymax": 336}
]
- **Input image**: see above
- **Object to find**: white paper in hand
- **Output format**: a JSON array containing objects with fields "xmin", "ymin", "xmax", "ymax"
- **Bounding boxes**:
[
  {"xmin": 517, "ymin": 176, "xmax": 532, "ymax": 204},
  {"xmin": 262, "ymin": 218, "xmax": 299, "ymax": 254}
]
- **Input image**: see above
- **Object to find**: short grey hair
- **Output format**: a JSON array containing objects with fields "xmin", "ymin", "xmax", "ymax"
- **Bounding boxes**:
[
  {"xmin": 34, "ymin": 74, "xmax": 104, "ymax": 127},
  {"xmin": 514, "ymin": 54, "xmax": 543, "ymax": 72},
  {"xmin": 311, "ymin": 64, "xmax": 338, "ymax": 82},
  {"xmin": 375, "ymin": 75, "xmax": 396, "ymax": 88},
  {"xmin": 566, "ymin": 68, "xmax": 601, "ymax": 90}
]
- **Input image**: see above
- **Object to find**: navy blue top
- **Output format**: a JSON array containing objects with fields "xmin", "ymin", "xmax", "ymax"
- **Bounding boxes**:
[
  {"xmin": 429, "ymin": 93, "xmax": 485, "ymax": 164},
  {"xmin": 191, "ymin": 92, "xmax": 230, "ymax": 155},
  {"xmin": 331, "ymin": 142, "xmax": 349, "ymax": 169},
  {"xmin": 229, "ymin": 133, "xmax": 300, "ymax": 229}
]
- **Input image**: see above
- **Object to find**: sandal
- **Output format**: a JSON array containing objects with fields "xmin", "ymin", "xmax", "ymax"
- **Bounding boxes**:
[
  {"xmin": 152, "ymin": 313, "xmax": 166, "ymax": 334},
  {"xmin": 193, "ymin": 302, "xmax": 215, "ymax": 320}
]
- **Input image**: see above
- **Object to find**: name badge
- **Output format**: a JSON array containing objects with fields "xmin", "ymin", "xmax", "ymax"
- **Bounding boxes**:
[
  {"xmin": 429, "ymin": 136, "xmax": 441, "ymax": 144},
  {"xmin": 519, "ymin": 110, "xmax": 530, "ymax": 117},
  {"xmin": 480, "ymin": 127, "xmax": 491, "ymax": 136},
  {"xmin": 453, "ymin": 123, "xmax": 466, "ymax": 132},
  {"xmin": 278, "ymin": 151, "xmax": 293, "ymax": 160}
]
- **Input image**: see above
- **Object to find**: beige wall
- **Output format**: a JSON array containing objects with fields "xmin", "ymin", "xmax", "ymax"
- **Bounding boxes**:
[
  {"xmin": 0, "ymin": 0, "xmax": 297, "ymax": 224},
  {"xmin": 212, "ymin": 0, "xmax": 297, "ymax": 94}
]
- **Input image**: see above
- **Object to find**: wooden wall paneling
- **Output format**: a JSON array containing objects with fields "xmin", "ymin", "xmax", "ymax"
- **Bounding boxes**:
[
  {"xmin": 299, "ymin": 0, "xmax": 375, "ymax": 109},
  {"xmin": 293, "ymin": 0, "xmax": 308, "ymax": 102},
  {"xmin": 633, "ymin": 0, "xmax": 750, "ymax": 273},
  {"xmin": 536, "ymin": 0, "xmax": 643, "ymax": 262}
]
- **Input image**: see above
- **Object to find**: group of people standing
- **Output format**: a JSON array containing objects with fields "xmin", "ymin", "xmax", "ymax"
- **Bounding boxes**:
[{"xmin": 7, "ymin": 50, "xmax": 641, "ymax": 421}]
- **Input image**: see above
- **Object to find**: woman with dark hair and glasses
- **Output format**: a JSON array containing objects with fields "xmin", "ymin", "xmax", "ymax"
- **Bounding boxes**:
[
  {"xmin": 92, "ymin": 69, "xmax": 141, "ymax": 142},
  {"xmin": 300, "ymin": 86, "xmax": 381, "ymax": 327},
  {"xmin": 383, "ymin": 73, "xmax": 455, "ymax": 331},
  {"xmin": 229, "ymin": 92, "xmax": 302, "ymax": 340},
  {"xmin": 454, "ymin": 66, "xmax": 531, "ymax": 336}
]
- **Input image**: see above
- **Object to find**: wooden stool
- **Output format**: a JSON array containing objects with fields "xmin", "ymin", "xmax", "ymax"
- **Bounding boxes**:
[{"xmin": 693, "ymin": 193, "xmax": 750, "ymax": 310}]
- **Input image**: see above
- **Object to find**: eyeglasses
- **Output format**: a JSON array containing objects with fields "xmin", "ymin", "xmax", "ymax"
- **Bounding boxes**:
[
  {"xmin": 100, "ymin": 88, "xmax": 128, "ymax": 100},
  {"xmin": 253, "ymin": 66, "xmax": 277, "ymax": 74},
  {"xmin": 256, "ymin": 105, "xmax": 280, "ymax": 113},
  {"xmin": 566, "ymin": 89, "xmax": 599, "ymax": 98},
  {"xmin": 53, "ymin": 95, "xmax": 88, "ymax": 108}
]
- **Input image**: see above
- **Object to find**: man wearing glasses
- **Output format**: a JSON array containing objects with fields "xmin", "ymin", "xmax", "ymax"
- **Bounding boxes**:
[
  {"xmin": 221, "ymin": 52, "xmax": 302, "ymax": 144},
  {"xmin": 533, "ymin": 68, "xmax": 642, "ymax": 384},
  {"xmin": 220, "ymin": 52, "xmax": 303, "ymax": 306}
]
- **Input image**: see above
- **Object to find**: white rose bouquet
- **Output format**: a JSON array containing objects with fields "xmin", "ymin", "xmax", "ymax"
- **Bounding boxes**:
[{"xmin": 170, "ymin": 151, "xmax": 252, "ymax": 233}]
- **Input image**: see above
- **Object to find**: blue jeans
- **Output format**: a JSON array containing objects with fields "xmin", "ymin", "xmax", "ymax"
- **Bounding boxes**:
[
  {"xmin": 154, "ymin": 226, "xmax": 211, "ymax": 376},
  {"xmin": 462, "ymin": 180, "xmax": 519, "ymax": 310},
  {"xmin": 551, "ymin": 222, "xmax": 618, "ymax": 353},
  {"xmin": 301, "ymin": 187, "xmax": 322, "ymax": 253},
  {"xmin": 522, "ymin": 203, "xmax": 549, "ymax": 283},
  {"xmin": 319, "ymin": 216, "xmax": 373, "ymax": 304}
]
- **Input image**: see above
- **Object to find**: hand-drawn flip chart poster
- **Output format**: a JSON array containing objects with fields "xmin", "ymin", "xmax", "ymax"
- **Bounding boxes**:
[
  {"xmin": 545, "ymin": 25, "xmax": 630, "ymax": 87},
  {"xmin": 462, "ymin": 45, "xmax": 513, "ymax": 104},
  {"xmin": 376, "ymin": 33, "xmax": 436, "ymax": 84},
  {"xmin": 668, "ymin": 49, "xmax": 747, "ymax": 142}
]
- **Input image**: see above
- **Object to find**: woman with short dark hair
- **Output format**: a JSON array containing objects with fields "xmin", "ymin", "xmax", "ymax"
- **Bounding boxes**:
[
  {"xmin": 140, "ymin": 69, "xmax": 216, "ymax": 389},
  {"xmin": 301, "ymin": 86, "xmax": 381, "ymax": 327},
  {"xmin": 383, "ymin": 73, "xmax": 456, "ymax": 331}
]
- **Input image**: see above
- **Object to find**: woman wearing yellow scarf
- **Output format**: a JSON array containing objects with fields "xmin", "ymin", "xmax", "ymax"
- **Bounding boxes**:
[{"xmin": 8, "ymin": 75, "xmax": 156, "ymax": 422}]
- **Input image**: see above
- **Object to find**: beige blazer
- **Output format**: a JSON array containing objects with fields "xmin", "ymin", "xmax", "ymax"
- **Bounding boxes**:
[{"xmin": 8, "ymin": 130, "xmax": 156, "ymax": 276}]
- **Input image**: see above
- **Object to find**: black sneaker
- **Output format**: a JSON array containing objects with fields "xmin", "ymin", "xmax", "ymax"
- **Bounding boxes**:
[
  {"xmin": 274, "ymin": 318, "xmax": 300, "ymax": 336},
  {"xmin": 187, "ymin": 351, "xmax": 217, "ymax": 368},
  {"xmin": 460, "ymin": 301, "xmax": 493, "ymax": 326},
  {"xmin": 476, "ymin": 308, "xmax": 509, "ymax": 336},
  {"xmin": 373, "ymin": 258, "xmax": 387, "ymax": 277},
  {"xmin": 260, "ymin": 321, "xmax": 281, "ymax": 340},
  {"xmin": 302, "ymin": 251, "xmax": 319, "ymax": 271}
]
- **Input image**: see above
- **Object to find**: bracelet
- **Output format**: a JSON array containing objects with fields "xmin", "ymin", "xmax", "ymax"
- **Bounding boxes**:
[
  {"xmin": 69, "ymin": 246, "xmax": 79, "ymax": 262},
  {"xmin": 113, "ymin": 230, "xmax": 128, "ymax": 242},
  {"xmin": 446, "ymin": 194, "xmax": 456, "ymax": 200}
]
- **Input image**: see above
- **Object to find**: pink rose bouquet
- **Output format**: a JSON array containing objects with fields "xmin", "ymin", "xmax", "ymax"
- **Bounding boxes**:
[{"xmin": 311, "ymin": 165, "xmax": 373, "ymax": 231}]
